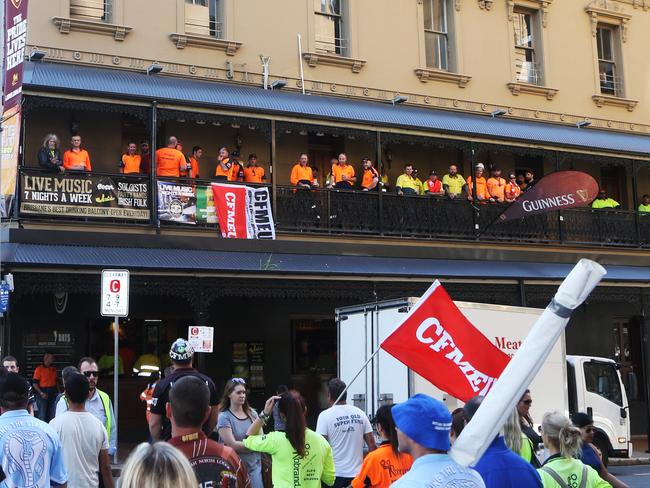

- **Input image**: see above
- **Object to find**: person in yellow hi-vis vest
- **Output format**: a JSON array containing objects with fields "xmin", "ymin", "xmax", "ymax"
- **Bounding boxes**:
[{"xmin": 54, "ymin": 357, "xmax": 117, "ymax": 456}]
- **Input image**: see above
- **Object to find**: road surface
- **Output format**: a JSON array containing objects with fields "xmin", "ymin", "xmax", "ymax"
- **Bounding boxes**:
[{"xmin": 609, "ymin": 465, "xmax": 650, "ymax": 488}]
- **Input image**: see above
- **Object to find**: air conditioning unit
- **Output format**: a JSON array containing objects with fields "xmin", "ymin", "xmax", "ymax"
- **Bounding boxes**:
[
  {"xmin": 70, "ymin": 0, "xmax": 107, "ymax": 21},
  {"xmin": 185, "ymin": 3, "xmax": 210, "ymax": 36}
]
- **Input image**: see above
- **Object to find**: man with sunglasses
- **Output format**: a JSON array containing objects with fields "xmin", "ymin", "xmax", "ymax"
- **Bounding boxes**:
[
  {"xmin": 149, "ymin": 338, "xmax": 219, "ymax": 442},
  {"xmin": 54, "ymin": 357, "xmax": 117, "ymax": 456}
]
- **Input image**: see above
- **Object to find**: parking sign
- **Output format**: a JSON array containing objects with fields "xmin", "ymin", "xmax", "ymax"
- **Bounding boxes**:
[{"xmin": 101, "ymin": 269, "xmax": 130, "ymax": 317}]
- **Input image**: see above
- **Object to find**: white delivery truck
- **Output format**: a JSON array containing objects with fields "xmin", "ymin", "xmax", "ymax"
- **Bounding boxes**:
[{"xmin": 336, "ymin": 298, "xmax": 634, "ymax": 462}]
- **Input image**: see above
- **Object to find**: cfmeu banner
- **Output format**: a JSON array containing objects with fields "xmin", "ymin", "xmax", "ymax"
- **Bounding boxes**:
[
  {"xmin": 212, "ymin": 183, "xmax": 275, "ymax": 239},
  {"xmin": 1, "ymin": 0, "xmax": 29, "ymax": 218},
  {"xmin": 381, "ymin": 281, "xmax": 510, "ymax": 402},
  {"xmin": 499, "ymin": 170, "xmax": 598, "ymax": 221}
]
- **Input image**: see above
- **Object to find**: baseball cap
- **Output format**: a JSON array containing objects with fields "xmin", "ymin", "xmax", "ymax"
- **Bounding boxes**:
[
  {"xmin": 0, "ymin": 372, "xmax": 30, "ymax": 404},
  {"xmin": 392, "ymin": 394, "xmax": 452, "ymax": 451},
  {"xmin": 475, "ymin": 163, "xmax": 485, "ymax": 170},
  {"xmin": 169, "ymin": 338, "xmax": 194, "ymax": 361}
]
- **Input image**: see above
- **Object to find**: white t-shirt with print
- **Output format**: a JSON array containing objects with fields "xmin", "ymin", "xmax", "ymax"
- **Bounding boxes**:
[
  {"xmin": 316, "ymin": 403, "xmax": 373, "ymax": 478},
  {"xmin": 50, "ymin": 411, "xmax": 109, "ymax": 488}
]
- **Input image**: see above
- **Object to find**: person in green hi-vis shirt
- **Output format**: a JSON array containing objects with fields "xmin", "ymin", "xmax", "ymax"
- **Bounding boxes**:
[
  {"xmin": 591, "ymin": 190, "xmax": 620, "ymax": 209},
  {"xmin": 639, "ymin": 194, "xmax": 650, "ymax": 213}
]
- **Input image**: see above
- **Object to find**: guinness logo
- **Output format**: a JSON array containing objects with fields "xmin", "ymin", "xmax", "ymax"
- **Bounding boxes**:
[
  {"xmin": 576, "ymin": 189, "xmax": 588, "ymax": 202},
  {"xmin": 11, "ymin": 0, "xmax": 22, "ymax": 9}
]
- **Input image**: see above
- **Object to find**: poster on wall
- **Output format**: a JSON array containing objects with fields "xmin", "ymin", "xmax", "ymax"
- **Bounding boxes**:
[
  {"xmin": 0, "ymin": 107, "xmax": 20, "ymax": 217},
  {"xmin": 19, "ymin": 171, "xmax": 150, "ymax": 220},
  {"xmin": 157, "ymin": 181, "xmax": 218, "ymax": 225},
  {"xmin": 188, "ymin": 326, "xmax": 214, "ymax": 353}
]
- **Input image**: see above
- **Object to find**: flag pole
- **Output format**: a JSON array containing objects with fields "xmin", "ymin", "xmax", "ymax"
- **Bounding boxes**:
[{"xmin": 335, "ymin": 347, "xmax": 381, "ymax": 405}]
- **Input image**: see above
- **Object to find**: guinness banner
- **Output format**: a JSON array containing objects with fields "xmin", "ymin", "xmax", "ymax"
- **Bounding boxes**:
[
  {"xmin": 20, "ymin": 171, "xmax": 150, "ymax": 220},
  {"xmin": 499, "ymin": 171, "xmax": 598, "ymax": 222}
]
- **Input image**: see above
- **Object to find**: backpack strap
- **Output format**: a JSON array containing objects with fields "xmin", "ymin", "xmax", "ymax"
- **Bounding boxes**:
[
  {"xmin": 540, "ymin": 466, "xmax": 570, "ymax": 488},
  {"xmin": 579, "ymin": 465, "xmax": 589, "ymax": 488}
]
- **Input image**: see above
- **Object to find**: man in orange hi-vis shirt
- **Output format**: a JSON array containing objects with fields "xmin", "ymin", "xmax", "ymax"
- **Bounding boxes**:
[
  {"xmin": 214, "ymin": 146, "xmax": 233, "ymax": 180},
  {"xmin": 243, "ymin": 153, "xmax": 266, "ymax": 184},
  {"xmin": 156, "ymin": 136, "xmax": 188, "ymax": 177},
  {"xmin": 466, "ymin": 163, "xmax": 490, "ymax": 202},
  {"xmin": 330, "ymin": 152, "xmax": 356, "ymax": 189},
  {"xmin": 290, "ymin": 153, "xmax": 313, "ymax": 190},
  {"xmin": 181, "ymin": 145, "xmax": 202, "ymax": 178},
  {"xmin": 63, "ymin": 135, "xmax": 92, "ymax": 171},
  {"xmin": 120, "ymin": 142, "xmax": 141, "ymax": 174}
]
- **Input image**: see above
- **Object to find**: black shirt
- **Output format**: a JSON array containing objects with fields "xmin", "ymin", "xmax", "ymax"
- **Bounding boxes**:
[{"xmin": 150, "ymin": 367, "xmax": 219, "ymax": 440}]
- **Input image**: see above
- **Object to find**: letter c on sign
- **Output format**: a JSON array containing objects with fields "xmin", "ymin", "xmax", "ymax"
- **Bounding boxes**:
[
  {"xmin": 110, "ymin": 280, "xmax": 121, "ymax": 293},
  {"xmin": 416, "ymin": 317, "xmax": 441, "ymax": 344}
]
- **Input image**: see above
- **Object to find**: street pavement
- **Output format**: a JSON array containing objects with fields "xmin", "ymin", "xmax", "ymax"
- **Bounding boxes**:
[{"xmin": 609, "ymin": 465, "xmax": 650, "ymax": 488}]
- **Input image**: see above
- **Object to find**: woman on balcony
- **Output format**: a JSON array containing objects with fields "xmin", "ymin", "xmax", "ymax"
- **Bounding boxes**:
[{"xmin": 37, "ymin": 134, "xmax": 64, "ymax": 173}]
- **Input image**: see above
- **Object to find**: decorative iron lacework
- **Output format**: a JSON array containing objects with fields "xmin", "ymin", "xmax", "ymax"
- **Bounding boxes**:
[
  {"xmin": 157, "ymin": 108, "xmax": 272, "ymax": 141},
  {"xmin": 23, "ymin": 95, "xmax": 149, "ymax": 121}
]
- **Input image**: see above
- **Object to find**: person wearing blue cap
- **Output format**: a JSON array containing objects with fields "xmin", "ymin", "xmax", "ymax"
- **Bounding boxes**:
[
  {"xmin": 464, "ymin": 396, "xmax": 542, "ymax": 488},
  {"xmin": 391, "ymin": 393, "xmax": 485, "ymax": 487}
]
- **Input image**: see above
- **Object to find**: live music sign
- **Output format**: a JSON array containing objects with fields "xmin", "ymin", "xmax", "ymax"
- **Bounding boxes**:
[{"xmin": 101, "ymin": 269, "xmax": 130, "ymax": 317}]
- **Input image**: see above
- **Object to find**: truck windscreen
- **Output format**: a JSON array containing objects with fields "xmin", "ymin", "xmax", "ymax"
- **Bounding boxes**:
[{"xmin": 583, "ymin": 362, "xmax": 623, "ymax": 407}]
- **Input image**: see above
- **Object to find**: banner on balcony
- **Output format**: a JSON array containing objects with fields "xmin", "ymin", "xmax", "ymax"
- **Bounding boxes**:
[
  {"xmin": 157, "ymin": 181, "xmax": 218, "ymax": 225},
  {"xmin": 212, "ymin": 183, "xmax": 275, "ymax": 239},
  {"xmin": 0, "ymin": 106, "xmax": 20, "ymax": 217},
  {"xmin": 20, "ymin": 172, "xmax": 150, "ymax": 220},
  {"xmin": 499, "ymin": 170, "xmax": 598, "ymax": 222},
  {"xmin": 3, "ymin": 0, "xmax": 29, "ymax": 112}
]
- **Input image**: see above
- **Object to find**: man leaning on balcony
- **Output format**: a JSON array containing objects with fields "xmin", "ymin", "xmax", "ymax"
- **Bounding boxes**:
[
  {"xmin": 442, "ymin": 164, "xmax": 467, "ymax": 200},
  {"xmin": 63, "ymin": 135, "xmax": 92, "ymax": 172},
  {"xmin": 395, "ymin": 164, "xmax": 420, "ymax": 196},
  {"xmin": 156, "ymin": 136, "xmax": 189, "ymax": 178},
  {"xmin": 290, "ymin": 153, "xmax": 314, "ymax": 190},
  {"xmin": 591, "ymin": 190, "xmax": 620, "ymax": 209}
]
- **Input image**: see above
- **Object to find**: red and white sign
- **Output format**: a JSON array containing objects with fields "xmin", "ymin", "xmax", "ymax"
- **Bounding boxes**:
[
  {"xmin": 101, "ymin": 269, "xmax": 129, "ymax": 317},
  {"xmin": 188, "ymin": 326, "xmax": 214, "ymax": 353},
  {"xmin": 211, "ymin": 183, "xmax": 275, "ymax": 239},
  {"xmin": 381, "ymin": 280, "xmax": 510, "ymax": 402}
]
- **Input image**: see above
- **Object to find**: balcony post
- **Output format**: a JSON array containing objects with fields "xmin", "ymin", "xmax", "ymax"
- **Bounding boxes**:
[
  {"xmin": 470, "ymin": 143, "xmax": 479, "ymax": 239},
  {"xmin": 271, "ymin": 120, "xmax": 277, "ymax": 221},
  {"xmin": 632, "ymin": 159, "xmax": 640, "ymax": 246},
  {"xmin": 150, "ymin": 101, "xmax": 158, "ymax": 229},
  {"xmin": 376, "ymin": 131, "xmax": 383, "ymax": 235}
]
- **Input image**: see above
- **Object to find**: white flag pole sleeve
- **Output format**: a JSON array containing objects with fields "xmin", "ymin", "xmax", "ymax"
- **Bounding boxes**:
[{"xmin": 449, "ymin": 259, "xmax": 606, "ymax": 467}]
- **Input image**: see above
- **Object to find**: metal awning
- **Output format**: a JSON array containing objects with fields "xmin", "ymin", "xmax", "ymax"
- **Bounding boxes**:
[
  {"xmin": 2, "ymin": 243, "xmax": 648, "ymax": 282},
  {"xmin": 23, "ymin": 61, "xmax": 650, "ymax": 156}
]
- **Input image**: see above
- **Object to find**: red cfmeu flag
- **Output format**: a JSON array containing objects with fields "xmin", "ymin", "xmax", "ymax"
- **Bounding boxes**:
[
  {"xmin": 380, "ymin": 281, "xmax": 510, "ymax": 402},
  {"xmin": 499, "ymin": 170, "xmax": 598, "ymax": 221},
  {"xmin": 212, "ymin": 183, "xmax": 249, "ymax": 238}
]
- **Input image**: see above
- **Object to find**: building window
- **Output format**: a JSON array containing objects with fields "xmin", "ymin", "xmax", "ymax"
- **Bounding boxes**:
[
  {"xmin": 596, "ymin": 25, "xmax": 620, "ymax": 96},
  {"xmin": 513, "ymin": 10, "xmax": 542, "ymax": 85},
  {"xmin": 70, "ymin": 0, "xmax": 111, "ymax": 22},
  {"xmin": 314, "ymin": 0, "xmax": 346, "ymax": 55},
  {"xmin": 185, "ymin": 0, "xmax": 221, "ymax": 38},
  {"xmin": 423, "ymin": 0, "xmax": 449, "ymax": 71}
]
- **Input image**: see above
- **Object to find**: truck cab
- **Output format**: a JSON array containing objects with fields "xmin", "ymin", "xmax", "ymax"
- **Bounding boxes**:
[{"xmin": 567, "ymin": 355, "xmax": 633, "ymax": 461}]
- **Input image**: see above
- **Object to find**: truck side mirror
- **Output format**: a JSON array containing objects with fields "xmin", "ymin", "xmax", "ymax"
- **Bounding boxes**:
[
  {"xmin": 626, "ymin": 371, "xmax": 639, "ymax": 401},
  {"xmin": 621, "ymin": 407, "xmax": 627, "ymax": 419}
]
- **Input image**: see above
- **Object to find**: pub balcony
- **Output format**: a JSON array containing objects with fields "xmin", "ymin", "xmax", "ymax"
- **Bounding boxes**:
[{"xmin": 15, "ymin": 167, "xmax": 650, "ymax": 249}]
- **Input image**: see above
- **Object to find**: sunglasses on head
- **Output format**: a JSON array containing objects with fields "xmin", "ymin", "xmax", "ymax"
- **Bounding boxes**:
[
  {"xmin": 231, "ymin": 377, "xmax": 246, "ymax": 385},
  {"xmin": 84, "ymin": 371, "xmax": 99, "ymax": 378}
]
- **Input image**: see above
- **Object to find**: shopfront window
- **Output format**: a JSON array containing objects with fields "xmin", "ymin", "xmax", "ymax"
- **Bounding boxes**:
[{"xmin": 292, "ymin": 318, "xmax": 336, "ymax": 375}]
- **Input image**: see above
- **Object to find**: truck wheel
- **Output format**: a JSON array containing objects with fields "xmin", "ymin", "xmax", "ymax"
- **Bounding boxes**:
[{"xmin": 593, "ymin": 436, "xmax": 609, "ymax": 467}]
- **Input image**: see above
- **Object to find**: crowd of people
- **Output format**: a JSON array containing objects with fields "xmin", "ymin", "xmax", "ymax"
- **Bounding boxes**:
[
  {"xmin": 36, "ymin": 133, "xmax": 650, "ymax": 213},
  {"xmin": 0, "ymin": 344, "xmax": 631, "ymax": 487}
]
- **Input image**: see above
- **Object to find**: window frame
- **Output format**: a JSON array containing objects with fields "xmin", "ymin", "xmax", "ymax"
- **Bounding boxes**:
[
  {"xmin": 596, "ymin": 24, "xmax": 620, "ymax": 97},
  {"xmin": 184, "ymin": 0, "xmax": 222, "ymax": 39},
  {"xmin": 423, "ymin": 0, "xmax": 450, "ymax": 71},
  {"xmin": 314, "ymin": 0, "xmax": 347, "ymax": 56}
]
